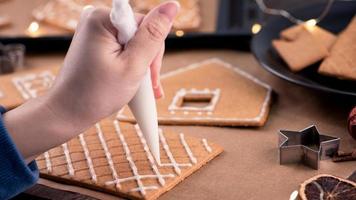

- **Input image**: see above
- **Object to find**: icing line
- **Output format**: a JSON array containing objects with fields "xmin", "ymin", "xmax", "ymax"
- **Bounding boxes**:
[
  {"xmin": 202, "ymin": 139, "xmax": 212, "ymax": 153},
  {"xmin": 134, "ymin": 125, "xmax": 173, "ymax": 186},
  {"xmin": 43, "ymin": 151, "xmax": 52, "ymax": 173},
  {"xmin": 95, "ymin": 123, "xmax": 121, "ymax": 189},
  {"xmin": 62, "ymin": 143, "xmax": 75, "ymax": 176},
  {"xmin": 179, "ymin": 133, "xmax": 197, "ymax": 164},
  {"xmin": 113, "ymin": 120, "xmax": 148, "ymax": 196},
  {"xmin": 79, "ymin": 134, "xmax": 98, "ymax": 183}
]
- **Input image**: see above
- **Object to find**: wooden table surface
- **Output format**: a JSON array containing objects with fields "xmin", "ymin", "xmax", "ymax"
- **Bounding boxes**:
[
  {"xmin": 21, "ymin": 50, "xmax": 356, "ymax": 200},
  {"xmin": 1, "ymin": 0, "xmax": 355, "ymax": 199}
]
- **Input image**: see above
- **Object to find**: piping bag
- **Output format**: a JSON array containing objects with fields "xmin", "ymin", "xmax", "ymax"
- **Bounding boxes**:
[{"xmin": 110, "ymin": 0, "xmax": 160, "ymax": 164}]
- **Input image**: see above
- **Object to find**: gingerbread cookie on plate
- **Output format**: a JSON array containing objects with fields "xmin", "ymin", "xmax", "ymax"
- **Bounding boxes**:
[
  {"xmin": 117, "ymin": 58, "xmax": 273, "ymax": 127},
  {"xmin": 36, "ymin": 119, "xmax": 223, "ymax": 200},
  {"xmin": 318, "ymin": 16, "xmax": 356, "ymax": 81},
  {"xmin": 280, "ymin": 24, "xmax": 336, "ymax": 50},
  {"xmin": 0, "ymin": 66, "xmax": 58, "ymax": 109}
]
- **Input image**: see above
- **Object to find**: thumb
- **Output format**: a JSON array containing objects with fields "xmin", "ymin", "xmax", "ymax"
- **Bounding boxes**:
[{"xmin": 124, "ymin": 1, "xmax": 179, "ymax": 68}]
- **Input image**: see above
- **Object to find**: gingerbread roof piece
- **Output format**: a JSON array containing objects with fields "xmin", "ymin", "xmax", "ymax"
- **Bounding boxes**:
[
  {"xmin": 117, "ymin": 58, "xmax": 273, "ymax": 127},
  {"xmin": 33, "ymin": 0, "xmax": 111, "ymax": 31},
  {"xmin": 131, "ymin": 0, "xmax": 201, "ymax": 30},
  {"xmin": 36, "ymin": 119, "xmax": 223, "ymax": 200},
  {"xmin": 318, "ymin": 16, "xmax": 356, "ymax": 81},
  {"xmin": 0, "ymin": 66, "xmax": 58, "ymax": 109}
]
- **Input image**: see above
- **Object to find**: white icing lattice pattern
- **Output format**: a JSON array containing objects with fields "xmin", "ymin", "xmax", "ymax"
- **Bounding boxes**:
[{"xmin": 39, "ymin": 120, "xmax": 215, "ymax": 197}]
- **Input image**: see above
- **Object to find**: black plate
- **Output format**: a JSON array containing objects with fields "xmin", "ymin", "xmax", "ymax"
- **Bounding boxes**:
[{"xmin": 251, "ymin": 1, "xmax": 356, "ymax": 97}]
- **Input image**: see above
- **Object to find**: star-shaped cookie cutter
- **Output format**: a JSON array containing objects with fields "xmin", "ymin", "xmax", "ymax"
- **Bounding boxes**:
[{"xmin": 278, "ymin": 125, "xmax": 340, "ymax": 170}]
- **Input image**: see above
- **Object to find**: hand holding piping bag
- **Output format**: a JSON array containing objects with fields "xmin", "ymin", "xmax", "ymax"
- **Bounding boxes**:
[
  {"xmin": 110, "ymin": 0, "xmax": 180, "ymax": 163},
  {"xmin": 3, "ymin": 2, "xmax": 179, "ymax": 162}
]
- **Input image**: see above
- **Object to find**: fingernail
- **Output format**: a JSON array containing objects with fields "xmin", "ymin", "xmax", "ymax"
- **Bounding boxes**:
[{"xmin": 158, "ymin": 1, "xmax": 180, "ymax": 22}]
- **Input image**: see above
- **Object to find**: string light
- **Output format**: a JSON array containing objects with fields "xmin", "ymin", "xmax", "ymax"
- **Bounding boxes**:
[
  {"xmin": 175, "ymin": 30, "xmax": 184, "ymax": 37},
  {"xmin": 255, "ymin": 0, "xmax": 334, "ymax": 26},
  {"xmin": 251, "ymin": 23, "xmax": 262, "ymax": 34},
  {"xmin": 304, "ymin": 19, "xmax": 317, "ymax": 31},
  {"xmin": 27, "ymin": 21, "xmax": 40, "ymax": 37}
]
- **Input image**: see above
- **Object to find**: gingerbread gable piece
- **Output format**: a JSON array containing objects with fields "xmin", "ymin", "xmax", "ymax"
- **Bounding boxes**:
[
  {"xmin": 36, "ymin": 119, "xmax": 223, "ymax": 200},
  {"xmin": 117, "ymin": 58, "xmax": 273, "ymax": 127},
  {"xmin": 0, "ymin": 66, "xmax": 58, "ymax": 109}
]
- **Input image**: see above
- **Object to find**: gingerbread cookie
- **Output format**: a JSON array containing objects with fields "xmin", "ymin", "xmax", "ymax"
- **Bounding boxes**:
[
  {"xmin": 0, "ymin": 66, "xmax": 58, "ymax": 109},
  {"xmin": 273, "ymin": 30, "xmax": 329, "ymax": 72},
  {"xmin": 36, "ymin": 119, "xmax": 223, "ymax": 200},
  {"xmin": 33, "ymin": 0, "xmax": 111, "ymax": 31},
  {"xmin": 318, "ymin": 16, "xmax": 356, "ymax": 81},
  {"xmin": 131, "ymin": 0, "xmax": 201, "ymax": 30},
  {"xmin": 280, "ymin": 24, "xmax": 336, "ymax": 50},
  {"xmin": 117, "ymin": 58, "xmax": 272, "ymax": 127}
]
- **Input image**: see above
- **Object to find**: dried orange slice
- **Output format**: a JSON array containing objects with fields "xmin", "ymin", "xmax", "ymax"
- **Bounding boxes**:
[{"xmin": 299, "ymin": 174, "xmax": 356, "ymax": 200}]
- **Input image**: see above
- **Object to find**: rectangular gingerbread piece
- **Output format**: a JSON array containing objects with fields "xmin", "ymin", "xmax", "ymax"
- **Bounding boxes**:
[
  {"xmin": 117, "ymin": 58, "xmax": 273, "ymax": 127},
  {"xmin": 318, "ymin": 16, "xmax": 356, "ymax": 81},
  {"xmin": 36, "ymin": 119, "xmax": 223, "ymax": 200}
]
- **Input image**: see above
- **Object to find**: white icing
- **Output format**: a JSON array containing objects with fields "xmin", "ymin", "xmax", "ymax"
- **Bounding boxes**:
[
  {"xmin": 134, "ymin": 125, "xmax": 174, "ymax": 186},
  {"xmin": 117, "ymin": 58, "xmax": 273, "ymax": 124},
  {"xmin": 158, "ymin": 129, "xmax": 194, "ymax": 174},
  {"xmin": 78, "ymin": 134, "xmax": 97, "ymax": 183},
  {"xmin": 113, "ymin": 120, "xmax": 149, "ymax": 196},
  {"xmin": 95, "ymin": 123, "xmax": 121, "ymax": 189},
  {"xmin": 43, "ymin": 151, "xmax": 52, "ymax": 173},
  {"xmin": 202, "ymin": 139, "xmax": 212, "ymax": 153},
  {"xmin": 62, "ymin": 143, "xmax": 75, "ymax": 176},
  {"xmin": 168, "ymin": 88, "xmax": 221, "ymax": 113},
  {"xmin": 12, "ymin": 71, "xmax": 55, "ymax": 100},
  {"xmin": 179, "ymin": 134, "xmax": 197, "ymax": 164}
]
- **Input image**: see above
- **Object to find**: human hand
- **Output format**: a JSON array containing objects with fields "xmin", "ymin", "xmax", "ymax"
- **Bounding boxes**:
[
  {"xmin": 3, "ymin": 1, "xmax": 179, "ymax": 160},
  {"xmin": 48, "ymin": 2, "xmax": 179, "ymax": 131}
]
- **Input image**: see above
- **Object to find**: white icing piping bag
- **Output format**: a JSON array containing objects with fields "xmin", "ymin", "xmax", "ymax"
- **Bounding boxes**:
[{"xmin": 110, "ymin": 0, "xmax": 160, "ymax": 164}]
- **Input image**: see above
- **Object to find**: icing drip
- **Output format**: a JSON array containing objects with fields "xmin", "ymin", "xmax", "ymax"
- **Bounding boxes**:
[
  {"xmin": 179, "ymin": 134, "xmax": 197, "ymax": 164},
  {"xmin": 202, "ymin": 139, "xmax": 212, "ymax": 153},
  {"xmin": 78, "ymin": 134, "xmax": 97, "ymax": 183},
  {"xmin": 95, "ymin": 123, "xmax": 121, "ymax": 189},
  {"xmin": 43, "ymin": 151, "xmax": 52, "ymax": 173},
  {"xmin": 134, "ymin": 125, "xmax": 174, "ymax": 186},
  {"xmin": 312, "ymin": 181, "xmax": 325, "ymax": 200},
  {"xmin": 61, "ymin": 143, "xmax": 75, "ymax": 176},
  {"xmin": 113, "ymin": 120, "xmax": 150, "ymax": 196}
]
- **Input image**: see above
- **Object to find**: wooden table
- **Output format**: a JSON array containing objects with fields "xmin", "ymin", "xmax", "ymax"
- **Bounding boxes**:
[{"xmin": 16, "ymin": 50, "xmax": 355, "ymax": 200}]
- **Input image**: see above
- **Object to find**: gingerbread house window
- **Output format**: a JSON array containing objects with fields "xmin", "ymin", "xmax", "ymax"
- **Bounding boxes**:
[{"xmin": 168, "ymin": 88, "xmax": 220, "ymax": 113}]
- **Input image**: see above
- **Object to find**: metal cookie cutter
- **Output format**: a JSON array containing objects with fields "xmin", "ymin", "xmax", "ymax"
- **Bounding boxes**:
[
  {"xmin": 0, "ymin": 43, "xmax": 25, "ymax": 74},
  {"xmin": 278, "ymin": 125, "xmax": 340, "ymax": 170}
]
